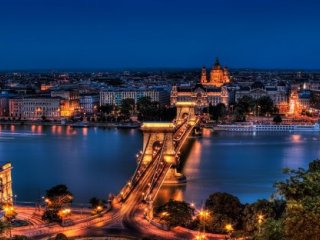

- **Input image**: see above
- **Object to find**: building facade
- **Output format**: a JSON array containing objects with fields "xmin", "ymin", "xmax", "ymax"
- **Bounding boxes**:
[
  {"xmin": 79, "ymin": 94, "xmax": 99, "ymax": 114},
  {"xmin": 9, "ymin": 97, "xmax": 60, "ymax": 120},
  {"xmin": 171, "ymin": 84, "xmax": 229, "ymax": 108},
  {"xmin": 0, "ymin": 92, "xmax": 15, "ymax": 117},
  {"xmin": 200, "ymin": 58, "xmax": 230, "ymax": 87},
  {"xmin": 235, "ymin": 81, "xmax": 289, "ymax": 113},
  {"xmin": 51, "ymin": 90, "xmax": 80, "ymax": 117},
  {"xmin": 170, "ymin": 58, "xmax": 231, "ymax": 110},
  {"xmin": 100, "ymin": 89, "xmax": 170, "ymax": 106}
]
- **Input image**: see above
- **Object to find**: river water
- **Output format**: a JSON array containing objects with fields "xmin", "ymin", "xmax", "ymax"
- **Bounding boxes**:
[{"xmin": 0, "ymin": 125, "xmax": 319, "ymax": 206}]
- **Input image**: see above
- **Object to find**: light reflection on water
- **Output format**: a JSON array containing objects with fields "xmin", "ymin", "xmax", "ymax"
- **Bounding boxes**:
[
  {"xmin": 0, "ymin": 125, "xmax": 319, "ymax": 205},
  {"xmin": 156, "ymin": 129, "xmax": 320, "ymax": 205}
]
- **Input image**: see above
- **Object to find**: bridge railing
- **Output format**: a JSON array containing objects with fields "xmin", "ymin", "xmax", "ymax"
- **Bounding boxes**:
[
  {"xmin": 142, "ymin": 136, "xmax": 168, "ymax": 201},
  {"xmin": 120, "ymin": 137, "xmax": 167, "ymax": 202},
  {"xmin": 146, "ymin": 163, "xmax": 172, "ymax": 203}
]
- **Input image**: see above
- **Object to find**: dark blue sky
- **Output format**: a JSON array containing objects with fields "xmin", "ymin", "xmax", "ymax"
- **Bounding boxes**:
[{"xmin": 1, "ymin": 0, "xmax": 320, "ymax": 70}]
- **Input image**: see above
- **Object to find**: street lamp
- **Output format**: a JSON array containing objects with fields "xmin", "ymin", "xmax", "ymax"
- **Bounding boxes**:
[
  {"xmin": 58, "ymin": 208, "xmax": 71, "ymax": 226},
  {"xmin": 199, "ymin": 210, "xmax": 210, "ymax": 235},
  {"xmin": 225, "ymin": 224, "xmax": 234, "ymax": 239},
  {"xmin": 257, "ymin": 214, "xmax": 264, "ymax": 234}
]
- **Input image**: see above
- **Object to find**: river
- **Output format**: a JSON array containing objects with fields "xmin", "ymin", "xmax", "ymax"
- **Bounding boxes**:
[{"xmin": 0, "ymin": 125, "xmax": 319, "ymax": 206}]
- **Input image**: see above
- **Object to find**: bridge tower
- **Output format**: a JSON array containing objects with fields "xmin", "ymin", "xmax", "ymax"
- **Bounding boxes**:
[
  {"xmin": 175, "ymin": 102, "xmax": 196, "ymax": 125},
  {"xmin": 140, "ymin": 123, "xmax": 176, "ymax": 165},
  {"xmin": 0, "ymin": 163, "xmax": 13, "ymax": 206}
]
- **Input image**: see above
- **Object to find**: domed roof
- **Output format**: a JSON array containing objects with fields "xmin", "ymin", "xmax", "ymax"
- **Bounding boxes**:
[
  {"xmin": 251, "ymin": 81, "xmax": 265, "ymax": 89},
  {"xmin": 213, "ymin": 57, "xmax": 222, "ymax": 70}
]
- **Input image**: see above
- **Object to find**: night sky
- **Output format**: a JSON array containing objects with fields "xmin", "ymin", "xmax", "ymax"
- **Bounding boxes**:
[{"xmin": 1, "ymin": 0, "xmax": 320, "ymax": 70}]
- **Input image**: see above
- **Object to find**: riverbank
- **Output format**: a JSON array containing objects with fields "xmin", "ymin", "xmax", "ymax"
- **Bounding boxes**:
[{"xmin": 0, "ymin": 120, "xmax": 141, "ymax": 129}]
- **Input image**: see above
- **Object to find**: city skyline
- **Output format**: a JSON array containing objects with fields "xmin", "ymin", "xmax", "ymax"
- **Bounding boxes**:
[{"xmin": 1, "ymin": 0, "xmax": 320, "ymax": 71}]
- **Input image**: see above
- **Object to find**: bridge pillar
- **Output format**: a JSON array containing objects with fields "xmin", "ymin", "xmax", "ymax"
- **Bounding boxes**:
[
  {"xmin": 175, "ymin": 102, "xmax": 196, "ymax": 125},
  {"xmin": 0, "ymin": 163, "xmax": 13, "ymax": 206},
  {"xmin": 140, "ymin": 123, "xmax": 176, "ymax": 165}
]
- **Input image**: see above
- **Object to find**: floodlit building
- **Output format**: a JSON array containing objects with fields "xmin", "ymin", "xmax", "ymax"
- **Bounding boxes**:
[
  {"xmin": 100, "ymin": 89, "xmax": 170, "ymax": 106},
  {"xmin": 171, "ymin": 58, "xmax": 231, "ymax": 111},
  {"xmin": 79, "ymin": 94, "xmax": 99, "ymax": 114},
  {"xmin": 235, "ymin": 81, "xmax": 289, "ymax": 113},
  {"xmin": 200, "ymin": 58, "xmax": 230, "ymax": 87},
  {"xmin": 51, "ymin": 90, "xmax": 80, "ymax": 117},
  {"xmin": 9, "ymin": 97, "xmax": 60, "ymax": 120}
]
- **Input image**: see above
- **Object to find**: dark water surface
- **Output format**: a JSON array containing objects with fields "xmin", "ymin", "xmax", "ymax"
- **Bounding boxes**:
[{"xmin": 1, "ymin": 125, "xmax": 319, "ymax": 206}]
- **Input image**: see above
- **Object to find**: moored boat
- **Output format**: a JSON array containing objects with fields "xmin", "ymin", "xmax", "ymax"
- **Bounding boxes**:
[{"xmin": 214, "ymin": 123, "xmax": 320, "ymax": 132}]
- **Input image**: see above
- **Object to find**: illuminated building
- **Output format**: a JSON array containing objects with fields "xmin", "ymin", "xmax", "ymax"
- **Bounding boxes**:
[
  {"xmin": 289, "ymin": 90, "xmax": 311, "ymax": 115},
  {"xmin": 201, "ymin": 58, "xmax": 230, "ymax": 87},
  {"xmin": 235, "ymin": 81, "xmax": 289, "ymax": 114},
  {"xmin": 0, "ymin": 92, "xmax": 15, "ymax": 117},
  {"xmin": 100, "ymin": 89, "xmax": 170, "ymax": 106},
  {"xmin": 0, "ymin": 163, "xmax": 13, "ymax": 206},
  {"xmin": 171, "ymin": 59, "xmax": 230, "ymax": 110},
  {"xmin": 51, "ymin": 90, "xmax": 80, "ymax": 117},
  {"xmin": 171, "ymin": 84, "xmax": 229, "ymax": 110},
  {"xmin": 9, "ymin": 97, "xmax": 60, "ymax": 120},
  {"xmin": 79, "ymin": 94, "xmax": 99, "ymax": 114}
]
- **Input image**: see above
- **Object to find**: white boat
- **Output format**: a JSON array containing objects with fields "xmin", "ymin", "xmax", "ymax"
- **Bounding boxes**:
[{"xmin": 214, "ymin": 123, "xmax": 320, "ymax": 132}]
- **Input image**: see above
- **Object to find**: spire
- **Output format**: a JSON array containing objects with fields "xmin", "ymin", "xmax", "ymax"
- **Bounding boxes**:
[
  {"xmin": 200, "ymin": 66, "xmax": 207, "ymax": 83},
  {"xmin": 214, "ymin": 57, "xmax": 220, "ymax": 67}
]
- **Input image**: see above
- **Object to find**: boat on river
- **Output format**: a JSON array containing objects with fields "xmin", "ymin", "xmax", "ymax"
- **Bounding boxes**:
[{"xmin": 214, "ymin": 123, "xmax": 320, "ymax": 132}]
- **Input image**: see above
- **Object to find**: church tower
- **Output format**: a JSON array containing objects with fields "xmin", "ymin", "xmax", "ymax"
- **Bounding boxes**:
[{"xmin": 200, "ymin": 66, "xmax": 207, "ymax": 83}]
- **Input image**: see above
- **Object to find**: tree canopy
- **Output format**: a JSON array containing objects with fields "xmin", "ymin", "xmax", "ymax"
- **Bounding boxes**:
[
  {"xmin": 208, "ymin": 103, "xmax": 227, "ymax": 122},
  {"xmin": 42, "ymin": 184, "xmax": 73, "ymax": 223},
  {"xmin": 120, "ymin": 98, "xmax": 135, "ymax": 119},
  {"xmin": 275, "ymin": 159, "xmax": 320, "ymax": 240},
  {"xmin": 204, "ymin": 192, "xmax": 243, "ymax": 233},
  {"xmin": 155, "ymin": 199, "xmax": 194, "ymax": 228}
]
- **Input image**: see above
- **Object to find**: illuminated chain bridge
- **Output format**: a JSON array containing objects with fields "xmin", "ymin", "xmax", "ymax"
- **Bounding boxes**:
[{"xmin": 114, "ymin": 101, "xmax": 200, "ymax": 225}]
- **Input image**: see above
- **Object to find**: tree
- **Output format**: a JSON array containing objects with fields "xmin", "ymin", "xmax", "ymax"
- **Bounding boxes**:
[
  {"xmin": 120, "ymin": 98, "xmax": 135, "ymax": 119},
  {"xmin": 253, "ymin": 219, "xmax": 285, "ymax": 240},
  {"xmin": 89, "ymin": 197, "xmax": 105, "ymax": 213},
  {"xmin": 256, "ymin": 96, "xmax": 274, "ymax": 116},
  {"xmin": 238, "ymin": 96, "xmax": 255, "ymax": 113},
  {"xmin": 233, "ymin": 105, "xmax": 246, "ymax": 122},
  {"xmin": 98, "ymin": 104, "xmax": 113, "ymax": 115},
  {"xmin": 233, "ymin": 96, "xmax": 255, "ymax": 121},
  {"xmin": 283, "ymin": 197, "xmax": 320, "ymax": 240},
  {"xmin": 204, "ymin": 192, "xmax": 243, "ymax": 233},
  {"xmin": 137, "ymin": 96, "xmax": 152, "ymax": 112},
  {"xmin": 241, "ymin": 199, "xmax": 284, "ymax": 234},
  {"xmin": 42, "ymin": 184, "xmax": 73, "ymax": 223},
  {"xmin": 155, "ymin": 199, "xmax": 194, "ymax": 228},
  {"xmin": 273, "ymin": 115, "xmax": 282, "ymax": 124},
  {"xmin": 210, "ymin": 103, "xmax": 227, "ymax": 122},
  {"xmin": 275, "ymin": 159, "xmax": 320, "ymax": 240},
  {"xmin": 275, "ymin": 159, "xmax": 320, "ymax": 200}
]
